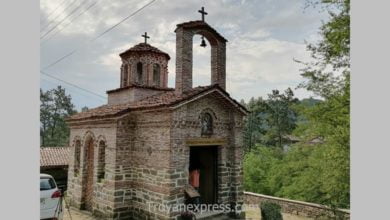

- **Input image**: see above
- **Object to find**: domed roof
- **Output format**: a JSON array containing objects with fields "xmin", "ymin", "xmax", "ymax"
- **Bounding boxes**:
[{"xmin": 119, "ymin": 43, "xmax": 170, "ymax": 60}]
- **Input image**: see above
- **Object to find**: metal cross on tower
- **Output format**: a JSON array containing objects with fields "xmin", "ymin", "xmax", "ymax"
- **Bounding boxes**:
[
  {"xmin": 142, "ymin": 32, "xmax": 150, "ymax": 44},
  {"xmin": 198, "ymin": 7, "xmax": 208, "ymax": 22}
]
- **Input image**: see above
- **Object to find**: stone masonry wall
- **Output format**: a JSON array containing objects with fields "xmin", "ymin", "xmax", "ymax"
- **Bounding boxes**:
[
  {"xmin": 107, "ymin": 87, "xmax": 165, "ymax": 105},
  {"xmin": 244, "ymin": 192, "xmax": 350, "ymax": 219},
  {"xmin": 169, "ymin": 94, "xmax": 245, "ymax": 219},
  {"xmin": 67, "ymin": 121, "xmax": 118, "ymax": 218},
  {"xmin": 121, "ymin": 53, "xmax": 169, "ymax": 88},
  {"xmin": 113, "ymin": 110, "xmax": 174, "ymax": 219},
  {"xmin": 67, "ymin": 95, "xmax": 245, "ymax": 220},
  {"xmin": 175, "ymin": 23, "xmax": 226, "ymax": 94}
]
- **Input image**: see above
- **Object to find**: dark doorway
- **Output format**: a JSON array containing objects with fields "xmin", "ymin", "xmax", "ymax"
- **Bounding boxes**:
[{"xmin": 189, "ymin": 146, "xmax": 218, "ymax": 204}]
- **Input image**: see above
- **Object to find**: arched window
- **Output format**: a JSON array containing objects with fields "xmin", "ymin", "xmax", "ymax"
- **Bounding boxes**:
[
  {"xmin": 201, "ymin": 112, "xmax": 213, "ymax": 135},
  {"xmin": 97, "ymin": 140, "xmax": 106, "ymax": 182},
  {"xmin": 74, "ymin": 140, "xmax": 81, "ymax": 176},
  {"xmin": 153, "ymin": 64, "xmax": 161, "ymax": 86},
  {"xmin": 123, "ymin": 64, "xmax": 128, "ymax": 86},
  {"xmin": 137, "ymin": 62, "xmax": 143, "ymax": 84}
]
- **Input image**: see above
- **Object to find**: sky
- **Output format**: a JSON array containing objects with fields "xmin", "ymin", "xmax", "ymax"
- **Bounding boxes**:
[{"xmin": 40, "ymin": 0, "xmax": 329, "ymax": 111}]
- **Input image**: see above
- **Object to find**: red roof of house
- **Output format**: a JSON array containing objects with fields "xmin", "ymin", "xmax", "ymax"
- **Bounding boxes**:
[
  {"xmin": 119, "ymin": 43, "xmax": 170, "ymax": 60},
  {"xmin": 67, "ymin": 84, "xmax": 248, "ymax": 122},
  {"xmin": 40, "ymin": 147, "xmax": 70, "ymax": 169}
]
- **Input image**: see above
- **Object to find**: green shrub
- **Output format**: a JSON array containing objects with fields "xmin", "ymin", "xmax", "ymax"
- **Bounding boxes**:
[
  {"xmin": 260, "ymin": 201, "xmax": 283, "ymax": 220},
  {"xmin": 180, "ymin": 211, "xmax": 195, "ymax": 220}
]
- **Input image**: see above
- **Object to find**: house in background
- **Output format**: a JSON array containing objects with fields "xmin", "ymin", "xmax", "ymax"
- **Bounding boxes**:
[
  {"xmin": 306, "ymin": 137, "xmax": 324, "ymax": 145},
  {"xmin": 40, "ymin": 147, "xmax": 70, "ymax": 190},
  {"xmin": 282, "ymin": 135, "xmax": 301, "ymax": 152},
  {"xmin": 282, "ymin": 135, "xmax": 325, "ymax": 152}
]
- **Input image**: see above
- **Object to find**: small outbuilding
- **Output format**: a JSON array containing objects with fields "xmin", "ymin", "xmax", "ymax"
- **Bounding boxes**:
[{"xmin": 40, "ymin": 147, "xmax": 70, "ymax": 190}]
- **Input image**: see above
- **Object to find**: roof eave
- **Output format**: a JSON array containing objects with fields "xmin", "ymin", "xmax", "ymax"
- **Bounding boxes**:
[
  {"xmin": 119, "ymin": 49, "xmax": 171, "ymax": 60},
  {"xmin": 170, "ymin": 86, "xmax": 249, "ymax": 115},
  {"xmin": 175, "ymin": 20, "xmax": 228, "ymax": 43}
]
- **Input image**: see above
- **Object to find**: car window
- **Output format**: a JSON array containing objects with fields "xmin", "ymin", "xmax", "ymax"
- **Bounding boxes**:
[{"xmin": 40, "ymin": 178, "xmax": 56, "ymax": 191}]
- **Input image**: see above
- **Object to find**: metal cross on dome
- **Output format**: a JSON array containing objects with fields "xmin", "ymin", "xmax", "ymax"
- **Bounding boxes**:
[
  {"xmin": 142, "ymin": 32, "xmax": 150, "ymax": 44},
  {"xmin": 198, "ymin": 7, "xmax": 208, "ymax": 22}
]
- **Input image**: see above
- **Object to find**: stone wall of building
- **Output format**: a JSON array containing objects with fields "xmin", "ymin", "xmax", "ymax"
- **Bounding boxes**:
[
  {"xmin": 121, "ymin": 53, "xmax": 169, "ymax": 88},
  {"xmin": 67, "ymin": 121, "xmax": 118, "ymax": 218},
  {"xmin": 169, "ymin": 94, "xmax": 245, "ymax": 218},
  {"xmin": 244, "ymin": 192, "xmax": 350, "ymax": 219},
  {"xmin": 113, "ymin": 110, "xmax": 174, "ymax": 219},
  {"xmin": 107, "ymin": 87, "xmax": 165, "ymax": 105},
  {"xmin": 67, "ymin": 94, "xmax": 245, "ymax": 220}
]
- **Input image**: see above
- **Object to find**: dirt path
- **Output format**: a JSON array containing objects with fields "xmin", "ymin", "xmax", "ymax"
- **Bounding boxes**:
[{"xmin": 61, "ymin": 199, "xmax": 97, "ymax": 220}]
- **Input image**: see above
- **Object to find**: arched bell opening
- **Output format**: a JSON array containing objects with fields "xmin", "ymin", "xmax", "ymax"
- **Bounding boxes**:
[{"xmin": 192, "ymin": 34, "xmax": 212, "ymax": 87}]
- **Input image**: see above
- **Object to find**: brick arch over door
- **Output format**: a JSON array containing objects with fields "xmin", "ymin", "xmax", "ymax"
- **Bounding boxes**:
[
  {"xmin": 81, "ymin": 131, "xmax": 96, "ymax": 211},
  {"xmin": 175, "ymin": 21, "xmax": 227, "ymax": 94}
]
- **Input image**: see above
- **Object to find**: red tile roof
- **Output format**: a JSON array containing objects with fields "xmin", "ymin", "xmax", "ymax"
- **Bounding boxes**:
[
  {"xmin": 67, "ymin": 84, "xmax": 248, "ymax": 122},
  {"xmin": 40, "ymin": 147, "xmax": 70, "ymax": 168},
  {"xmin": 106, "ymin": 83, "xmax": 175, "ymax": 94},
  {"xmin": 119, "ymin": 43, "xmax": 170, "ymax": 60}
]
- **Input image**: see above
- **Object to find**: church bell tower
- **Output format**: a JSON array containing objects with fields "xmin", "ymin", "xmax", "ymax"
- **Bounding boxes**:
[{"xmin": 175, "ymin": 7, "xmax": 227, "ymax": 94}]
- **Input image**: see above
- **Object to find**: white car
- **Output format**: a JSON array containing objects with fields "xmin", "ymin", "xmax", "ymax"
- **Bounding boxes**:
[{"xmin": 40, "ymin": 173, "xmax": 63, "ymax": 220}]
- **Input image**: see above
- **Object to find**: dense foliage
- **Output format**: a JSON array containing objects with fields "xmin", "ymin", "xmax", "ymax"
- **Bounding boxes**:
[
  {"xmin": 242, "ymin": 88, "xmax": 299, "ymax": 151},
  {"xmin": 243, "ymin": 0, "xmax": 350, "ymax": 210},
  {"xmin": 40, "ymin": 86, "xmax": 76, "ymax": 147},
  {"xmin": 260, "ymin": 202, "xmax": 283, "ymax": 220}
]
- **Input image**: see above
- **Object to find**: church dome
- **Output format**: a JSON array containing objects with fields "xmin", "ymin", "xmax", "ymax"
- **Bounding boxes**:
[
  {"xmin": 118, "ymin": 41, "xmax": 170, "ymax": 90},
  {"xmin": 119, "ymin": 43, "xmax": 170, "ymax": 60}
]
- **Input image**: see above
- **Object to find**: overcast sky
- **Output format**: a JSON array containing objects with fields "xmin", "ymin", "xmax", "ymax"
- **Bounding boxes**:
[{"xmin": 40, "ymin": 0, "xmax": 329, "ymax": 111}]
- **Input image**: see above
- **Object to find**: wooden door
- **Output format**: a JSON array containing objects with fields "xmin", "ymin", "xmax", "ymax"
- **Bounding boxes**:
[{"xmin": 190, "ymin": 146, "xmax": 218, "ymax": 205}]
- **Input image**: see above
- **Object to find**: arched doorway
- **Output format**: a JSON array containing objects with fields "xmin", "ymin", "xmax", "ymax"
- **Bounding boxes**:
[{"xmin": 83, "ymin": 137, "xmax": 95, "ymax": 211}]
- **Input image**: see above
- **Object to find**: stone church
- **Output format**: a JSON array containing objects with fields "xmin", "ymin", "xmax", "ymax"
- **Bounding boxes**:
[{"xmin": 66, "ymin": 10, "xmax": 248, "ymax": 220}]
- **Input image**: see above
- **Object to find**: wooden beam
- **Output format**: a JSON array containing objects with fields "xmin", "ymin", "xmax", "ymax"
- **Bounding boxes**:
[{"xmin": 186, "ymin": 138, "xmax": 227, "ymax": 146}]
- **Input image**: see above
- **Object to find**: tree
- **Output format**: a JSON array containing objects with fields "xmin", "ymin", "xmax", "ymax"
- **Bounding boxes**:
[
  {"xmin": 81, "ymin": 106, "xmax": 89, "ymax": 112},
  {"xmin": 263, "ymin": 88, "xmax": 299, "ymax": 148},
  {"xmin": 242, "ymin": 88, "xmax": 298, "ymax": 150},
  {"xmin": 293, "ymin": 0, "xmax": 350, "ymax": 209},
  {"xmin": 242, "ymin": 97, "xmax": 268, "ymax": 152},
  {"xmin": 292, "ymin": 80, "xmax": 350, "ymax": 209},
  {"xmin": 242, "ymin": 0, "xmax": 350, "ymax": 210},
  {"xmin": 297, "ymin": 0, "xmax": 350, "ymax": 98},
  {"xmin": 243, "ymin": 145, "xmax": 282, "ymax": 195},
  {"xmin": 40, "ymin": 86, "xmax": 76, "ymax": 147}
]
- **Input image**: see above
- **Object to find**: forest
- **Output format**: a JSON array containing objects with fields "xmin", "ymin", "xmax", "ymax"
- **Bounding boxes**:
[{"xmin": 241, "ymin": 0, "xmax": 350, "ymax": 209}]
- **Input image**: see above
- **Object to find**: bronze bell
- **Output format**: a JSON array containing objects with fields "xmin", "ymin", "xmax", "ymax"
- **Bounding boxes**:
[{"xmin": 200, "ymin": 36, "xmax": 207, "ymax": 47}]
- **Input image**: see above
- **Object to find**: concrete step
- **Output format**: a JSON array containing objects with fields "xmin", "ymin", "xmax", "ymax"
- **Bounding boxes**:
[
  {"xmin": 195, "ymin": 210, "xmax": 224, "ymax": 219},
  {"xmin": 195, "ymin": 211, "xmax": 240, "ymax": 220}
]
